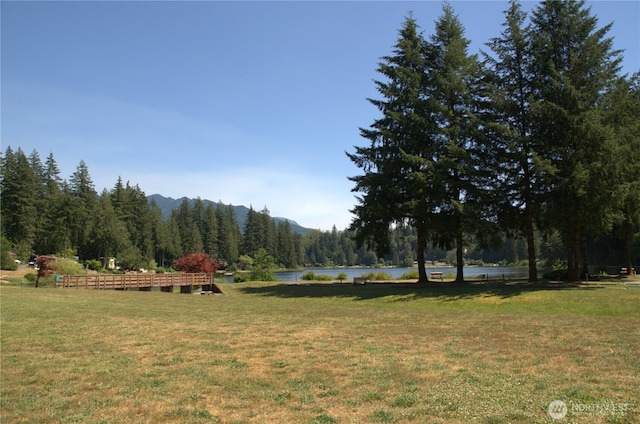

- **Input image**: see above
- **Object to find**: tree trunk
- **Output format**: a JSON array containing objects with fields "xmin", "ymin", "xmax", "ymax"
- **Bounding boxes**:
[
  {"xmin": 565, "ymin": 227, "xmax": 574, "ymax": 281},
  {"xmin": 416, "ymin": 226, "xmax": 429, "ymax": 284},
  {"xmin": 566, "ymin": 225, "xmax": 581, "ymax": 282},
  {"xmin": 624, "ymin": 220, "xmax": 634, "ymax": 275},
  {"xmin": 580, "ymin": 229, "xmax": 589, "ymax": 278},
  {"xmin": 525, "ymin": 206, "xmax": 538, "ymax": 282},
  {"xmin": 455, "ymin": 230, "xmax": 464, "ymax": 283},
  {"xmin": 522, "ymin": 139, "xmax": 537, "ymax": 282},
  {"xmin": 102, "ymin": 247, "xmax": 109, "ymax": 270},
  {"xmin": 575, "ymin": 230, "xmax": 582, "ymax": 282}
]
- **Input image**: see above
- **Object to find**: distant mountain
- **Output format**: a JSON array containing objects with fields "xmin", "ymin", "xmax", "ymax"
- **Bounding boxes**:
[{"xmin": 147, "ymin": 194, "xmax": 312, "ymax": 235}]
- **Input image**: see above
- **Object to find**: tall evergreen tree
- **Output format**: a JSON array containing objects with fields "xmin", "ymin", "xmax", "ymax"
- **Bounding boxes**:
[
  {"xmin": 261, "ymin": 207, "xmax": 277, "ymax": 258},
  {"xmin": 192, "ymin": 197, "xmax": 206, "ymax": 247},
  {"xmin": 217, "ymin": 203, "xmax": 240, "ymax": 266},
  {"xmin": 529, "ymin": 0, "xmax": 623, "ymax": 281},
  {"xmin": 427, "ymin": 3, "xmax": 489, "ymax": 283},
  {"xmin": 485, "ymin": 0, "xmax": 542, "ymax": 281},
  {"xmin": 28, "ymin": 150, "xmax": 49, "ymax": 253},
  {"xmin": 67, "ymin": 160, "xmax": 97, "ymax": 258},
  {"xmin": 242, "ymin": 206, "xmax": 264, "ymax": 256},
  {"xmin": 292, "ymin": 232, "xmax": 305, "ymax": 267},
  {"xmin": 276, "ymin": 220, "xmax": 296, "ymax": 268},
  {"xmin": 174, "ymin": 198, "xmax": 198, "ymax": 254},
  {"xmin": 0, "ymin": 148, "xmax": 39, "ymax": 257},
  {"xmin": 166, "ymin": 214, "xmax": 184, "ymax": 261},
  {"xmin": 111, "ymin": 177, "xmax": 127, "ymax": 215},
  {"xmin": 91, "ymin": 189, "xmax": 130, "ymax": 269},
  {"xmin": 190, "ymin": 222, "xmax": 204, "ymax": 253},
  {"xmin": 202, "ymin": 203, "xmax": 219, "ymax": 258},
  {"xmin": 605, "ymin": 73, "xmax": 640, "ymax": 274},
  {"xmin": 348, "ymin": 14, "xmax": 438, "ymax": 283},
  {"xmin": 28, "ymin": 150, "xmax": 46, "ymax": 200},
  {"xmin": 35, "ymin": 152, "xmax": 67, "ymax": 255},
  {"xmin": 149, "ymin": 199, "xmax": 172, "ymax": 267},
  {"xmin": 125, "ymin": 183, "xmax": 153, "ymax": 262}
]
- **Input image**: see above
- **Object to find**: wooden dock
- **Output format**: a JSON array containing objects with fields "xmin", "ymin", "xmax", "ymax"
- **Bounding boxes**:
[{"xmin": 56, "ymin": 273, "xmax": 222, "ymax": 294}]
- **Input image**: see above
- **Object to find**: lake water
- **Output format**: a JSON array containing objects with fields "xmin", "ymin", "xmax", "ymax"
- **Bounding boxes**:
[{"xmin": 267, "ymin": 266, "xmax": 530, "ymax": 282}]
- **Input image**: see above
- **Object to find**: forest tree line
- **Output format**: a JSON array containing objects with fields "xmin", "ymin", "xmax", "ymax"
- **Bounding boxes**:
[
  {"xmin": 1, "ymin": 146, "xmax": 635, "ymax": 273},
  {"xmin": 348, "ymin": 1, "xmax": 639, "ymax": 282}
]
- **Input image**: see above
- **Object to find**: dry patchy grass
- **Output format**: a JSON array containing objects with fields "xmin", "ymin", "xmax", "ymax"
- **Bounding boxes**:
[{"xmin": 1, "ymin": 281, "xmax": 639, "ymax": 423}]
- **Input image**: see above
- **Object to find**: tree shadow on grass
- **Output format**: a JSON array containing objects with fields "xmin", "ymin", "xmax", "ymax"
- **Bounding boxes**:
[{"xmin": 236, "ymin": 279, "xmax": 606, "ymax": 302}]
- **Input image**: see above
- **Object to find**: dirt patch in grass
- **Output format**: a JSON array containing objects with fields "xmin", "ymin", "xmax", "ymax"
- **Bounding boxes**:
[{"xmin": 0, "ymin": 266, "xmax": 34, "ymax": 282}]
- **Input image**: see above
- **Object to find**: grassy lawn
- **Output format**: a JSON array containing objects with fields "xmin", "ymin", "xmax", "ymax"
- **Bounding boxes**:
[{"xmin": 1, "ymin": 280, "xmax": 638, "ymax": 423}]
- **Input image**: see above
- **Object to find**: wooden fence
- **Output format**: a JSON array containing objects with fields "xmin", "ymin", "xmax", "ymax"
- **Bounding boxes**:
[{"xmin": 56, "ymin": 273, "xmax": 222, "ymax": 293}]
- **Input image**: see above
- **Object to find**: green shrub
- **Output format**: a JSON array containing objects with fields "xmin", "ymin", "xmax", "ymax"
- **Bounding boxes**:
[
  {"xmin": 24, "ymin": 273, "xmax": 37, "ymax": 282},
  {"xmin": 233, "ymin": 273, "xmax": 252, "ymax": 283},
  {"xmin": 2, "ymin": 260, "xmax": 18, "ymax": 271},
  {"xmin": 361, "ymin": 271, "xmax": 392, "ymax": 281},
  {"xmin": 85, "ymin": 259, "xmax": 102, "ymax": 271},
  {"xmin": 552, "ymin": 258, "xmax": 567, "ymax": 271},
  {"xmin": 301, "ymin": 271, "xmax": 333, "ymax": 281},
  {"xmin": 250, "ymin": 270, "xmax": 278, "ymax": 281},
  {"xmin": 237, "ymin": 255, "xmax": 253, "ymax": 270},
  {"xmin": 543, "ymin": 269, "xmax": 568, "ymax": 280},
  {"xmin": 147, "ymin": 259, "xmax": 158, "ymax": 272},
  {"xmin": 301, "ymin": 271, "xmax": 316, "ymax": 280},
  {"xmin": 53, "ymin": 258, "xmax": 86, "ymax": 275},
  {"xmin": 399, "ymin": 270, "xmax": 420, "ymax": 280},
  {"xmin": 250, "ymin": 248, "xmax": 278, "ymax": 281},
  {"xmin": 0, "ymin": 236, "xmax": 16, "ymax": 270}
]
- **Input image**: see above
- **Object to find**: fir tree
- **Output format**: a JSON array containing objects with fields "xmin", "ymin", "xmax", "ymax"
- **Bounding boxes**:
[
  {"xmin": 427, "ymin": 3, "xmax": 488, "ymax": 282},
  {"xmin": 530, "ymin": 0, "xmax": 623, "ymax": 280},
  {"xmin": 67, "ymin": 160, "xmax": 97, "ymax": 258},
  {"xmin": 36, "ymin": 152, "xmax": 67, "ymax": 255},
  {"xmin": 485, "ymin": 0, "xmax": 541, "ymax": 281},
  {"xmin": 0, "ymin": 148, "xmax": 38, "ymax": 255},
  {"xmin": 202, "ymin": 203, "xmax": 219, "ymax": 258},
  {"xmin": 348, "ymin": 14, "xmax": 437, "ymax": 283},
  {"xmin": 91, "ymin": 189, "xmax": 130, "ymax": 269}
]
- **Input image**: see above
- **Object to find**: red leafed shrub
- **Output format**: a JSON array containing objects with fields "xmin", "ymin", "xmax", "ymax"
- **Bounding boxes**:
[
  {"xmin": 173, "ymin": 253, "xmax": 219, "ymax": 274},
  {"xmin": 35, "ymin": 256, "xmax": 57, "ymax": 287}
]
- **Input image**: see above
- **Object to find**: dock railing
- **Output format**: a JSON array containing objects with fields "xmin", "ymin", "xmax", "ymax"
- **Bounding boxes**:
[{"xmin": 57, "ymin": 273, "xmax": 217, "ymax": 292}]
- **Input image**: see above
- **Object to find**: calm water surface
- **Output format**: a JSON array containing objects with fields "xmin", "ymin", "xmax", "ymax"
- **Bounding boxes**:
[{"xmin": 269, "ymin": 266, "xmax": 530, "ymax": 282}]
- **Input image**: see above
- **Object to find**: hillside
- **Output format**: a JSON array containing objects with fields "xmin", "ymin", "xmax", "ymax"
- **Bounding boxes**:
[{"xmin": 147, "ymin": 194, "xmax": 312, "ymax": 235}]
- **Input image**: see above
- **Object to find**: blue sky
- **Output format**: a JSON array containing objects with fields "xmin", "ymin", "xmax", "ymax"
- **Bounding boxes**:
[{"xmin": 2, "ymin": 1, "xmax": 638, "ymax": 231}]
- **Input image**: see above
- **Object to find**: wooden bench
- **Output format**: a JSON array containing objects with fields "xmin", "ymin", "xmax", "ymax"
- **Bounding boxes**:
[
  {"xmin": 353, "ymin": 277, "xmax": 368, "ymax": 285},
  {"xmin": 430, "ymin": 272, "xmax": 444, "ymax": 281}
]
